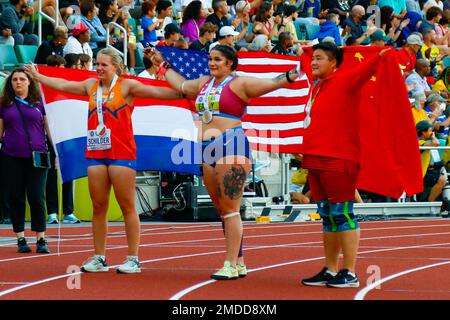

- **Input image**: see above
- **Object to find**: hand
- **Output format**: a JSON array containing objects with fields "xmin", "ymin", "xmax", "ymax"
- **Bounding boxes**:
[
  {"xmin": 144, "ymin": 47, "xmax": 164, "ymax": 67},
  {"xmin": 400, "ymin": 18, "xmax": 410, "ymax": 29},
  {"xmin": 24, "ymin": 63, "xmax": 39, "ymax": 79},
  {"xmin": 244, "ymin": 15, "xmax": 249, "ymax": 26},
  {"xmin": 24, "ymin": 6, "xmax": 34, "ymax": 16},
  {"xmin": 2, "ymin": 28, "xmax": 11, "ymax": 37},
  {"xmin": 120, "ymin": 10, "xmax": 129, "ymax": 20},
  {"xmin": 431, "ymin": 108, "xmax": 443, "ymax": 118}
]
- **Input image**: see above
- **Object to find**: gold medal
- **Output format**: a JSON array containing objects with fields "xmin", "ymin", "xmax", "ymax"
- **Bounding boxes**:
[{"xmin": 202, "ymin": 110, "xmax": 213, "ymax": 124}]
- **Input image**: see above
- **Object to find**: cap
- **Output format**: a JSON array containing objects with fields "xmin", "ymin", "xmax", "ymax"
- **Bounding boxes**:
[
  {"xmin": 72, "ymin": 22, "xmax": 90, "ymax": 37},
  {"xmin": 321, "ymin": 36, "xmax": 336, "ymax": 44},
  {"xmin": 235, "ymin": 0, "xmax": 250, "ymax": 12},
  {"xmin": 416, "ymin": 120, "xmax": 434, "ymax": 133},
  {"xmin": 426, "ymin": 92, "xmax": 448, "ymax": 104},
  {"xmin": 164, "ymin": 23, "xmax": 183, "ymax": 34},
  {"xmin": 219, "ymin": 26, "xmax": 239, "ymax": 37},
  {"xmin": 407, "ymin": 34, "xmax": 424, "ymax": 46},
  {"xmin": 370, "ymin": 30, "xmax": 390, "ymax": 42}
]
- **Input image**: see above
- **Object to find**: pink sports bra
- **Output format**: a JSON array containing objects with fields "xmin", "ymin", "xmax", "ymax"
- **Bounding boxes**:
[{"xmin": 194, "ymin": 77, "xmax": 247, "ymax": 119}]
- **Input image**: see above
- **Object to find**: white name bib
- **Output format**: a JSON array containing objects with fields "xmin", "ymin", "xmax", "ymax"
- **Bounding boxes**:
[{"xmin": 87, "ymin": 128, "xmax": 112, "ymax": 151}]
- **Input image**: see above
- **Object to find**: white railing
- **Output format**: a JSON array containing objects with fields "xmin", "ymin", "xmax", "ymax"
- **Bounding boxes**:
[
  {"xmin": 37, "ymin": 0, "xmax": 59, "ymax": 46},
  {"xmin": 106, "ymin": 22, "xmax": 128, "ymax": 66},
  {"xmin": 419, "ymin": 146, "xmax": 450, "ymax": 150}
]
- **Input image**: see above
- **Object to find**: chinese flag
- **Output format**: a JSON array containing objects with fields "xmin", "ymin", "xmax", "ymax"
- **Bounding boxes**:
[{"xmin": 301, "ymin": 46, "xmax": 423, "ymax": 198}]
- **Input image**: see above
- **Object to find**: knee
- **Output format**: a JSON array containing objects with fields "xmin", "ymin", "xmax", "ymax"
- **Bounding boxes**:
[
  {"xmin": 117, "ymin": 197, "xmax": 136, "ymax": 214},
  {"xmin": 325, "ymin": 202, "xmax": 359, "ymax": 233},
  {"xmin": 13, "ymin": 33, "xmax": 24, "ymax": 45},
  {"xmin": 25, "ymin": 34, "xmax": 39, "ymax": 46},
  {"xmin": 437, "ymin": 175, "xmax": 447, "ymax": 188},
  {"xmin": 91, "ymin": 198, "xmax": 109, "ymax": 213}
]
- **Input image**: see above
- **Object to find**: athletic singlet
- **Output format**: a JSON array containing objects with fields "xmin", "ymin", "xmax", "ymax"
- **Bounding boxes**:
[
  {"xmin": 87, "ymin": 78, "xmax": 136, "ymax": 160},
  {"xmin": 194, "ymin": 77, "xmax": 247, "ymax": 119}
]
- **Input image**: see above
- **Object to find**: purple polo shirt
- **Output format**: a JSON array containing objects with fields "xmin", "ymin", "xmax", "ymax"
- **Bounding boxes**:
[{"xmin": 0, "ymin": 99, "xmax": 47, "ymax": 158}]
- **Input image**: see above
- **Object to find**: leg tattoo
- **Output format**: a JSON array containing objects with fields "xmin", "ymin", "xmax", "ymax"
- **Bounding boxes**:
[{"xmin": 223, "ymin": 166, "xmax": 247, "ymax": 200}]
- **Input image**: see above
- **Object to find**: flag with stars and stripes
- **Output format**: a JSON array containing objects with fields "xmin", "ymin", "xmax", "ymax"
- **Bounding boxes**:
[{"xmin": 157, "ymin": 46, "xmax": 210, "ymax": 80}]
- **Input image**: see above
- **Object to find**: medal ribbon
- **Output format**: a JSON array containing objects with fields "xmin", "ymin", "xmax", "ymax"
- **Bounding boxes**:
[
  {"xmin": 96, "ymin": 74, "xmax": 118, "ymax": 129},
  {"xmin": 201, "ymin": 75, "xmax": 234, "ymax": 115}
]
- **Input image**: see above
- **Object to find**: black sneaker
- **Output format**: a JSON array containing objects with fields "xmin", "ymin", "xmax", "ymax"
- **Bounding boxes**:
[
  {"xmin": 301, "ymin": 267, "xmax": 336, "ymax": 286},
  {"xmin": 17, "ymin": 237, "xmax": 32, "ymax": 253},
  {"xmin": 36, "ymin": 238, "xmax": 50, "ymax": 254},
  {"xmin": 326, "ymin": 269, "xmax": 360, "ymax": 288}
]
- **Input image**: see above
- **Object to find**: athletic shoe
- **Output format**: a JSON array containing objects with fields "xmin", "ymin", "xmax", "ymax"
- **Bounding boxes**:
[
  {"xmin": 210, "ymin": 261, "xmax": 239, "ymax": 280},
  {"xmin": 326, "ymin": 269, "xmax": 360, "ymax": 288},
  {"xmin": 36, "ymin": 238, "xmax": 50, "ymax": 254},
  {"xmin": 63, "ymin": 214, "xmax": 80, "ymax": 224},
  {"xmin": 81, "ymin": 255, "xmax": 109, "ymax": 272},
  {"xmin": 302, "ymin": 267, "xmax": 336, "ymax": 286},
  {"xmin": 116, "ymin": 256, "xmax": 141, "ymax": 274},
  {"xmin": 236, "ymin": 264, "xmax": 247, "ymax": 277},
  {"xmin": 47, "ymin": 213, "xmax": 59, "ymax": 224},
  {"xmin": 17, "ymin": 237, "xmax": 32, "ymax": 253}
]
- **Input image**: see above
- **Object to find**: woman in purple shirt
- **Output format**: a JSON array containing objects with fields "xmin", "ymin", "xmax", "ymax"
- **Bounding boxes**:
[
  {"xmin": 181, "ymin": 0, "xmax": 207, "ymax": 43},
  {"xmin": 0, "ymin": 67, "xmax": 52, "ymax": 254}
]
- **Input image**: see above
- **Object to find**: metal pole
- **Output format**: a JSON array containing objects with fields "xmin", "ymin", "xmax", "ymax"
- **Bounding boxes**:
[
  {"xmin": 106, "ymin": 22, "xmax": 128, "ymax": 67},
  {"xmin": 37, "ymin": 0, "xmax": 59, "ymax": 46}
]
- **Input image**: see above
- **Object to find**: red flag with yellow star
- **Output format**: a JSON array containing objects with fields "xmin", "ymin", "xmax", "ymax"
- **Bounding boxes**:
[{"xmin": 300, "ymin": 46, "xmax": 423, "ymax": 198}]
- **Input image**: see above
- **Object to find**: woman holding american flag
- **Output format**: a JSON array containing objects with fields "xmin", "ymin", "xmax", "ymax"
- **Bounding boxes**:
[{"xmin": 147, "ymin": 44, "xmax": 301, "ymax": 280}]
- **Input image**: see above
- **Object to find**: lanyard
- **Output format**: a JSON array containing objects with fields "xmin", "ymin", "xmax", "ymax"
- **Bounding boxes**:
[
  {"xmin": 304, "ymin": 81, "xmax": 323, "ymax": 128},
  {"xmin": 96, "ymin": 74, "xmax": 118, "ymax": 129},
  {"xmin": 202, "ymin": 75, "xmax": 234, "ymax": 113},
  {"xmin": 15, "ymin": 96, "xmax": 35, "ymax": 108}
]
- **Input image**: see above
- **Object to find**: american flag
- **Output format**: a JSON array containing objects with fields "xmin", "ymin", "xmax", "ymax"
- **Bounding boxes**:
[
  {"xmin": 238, "ymin": 52, "xmax": 308, "ymax": 154},
  {"xmin": 158, "ymin": 47, "xmax": 309, "ymax": 153},
  {"xmin": 158, "ymin": 46, "xmax": 210, "ymax": 80}
]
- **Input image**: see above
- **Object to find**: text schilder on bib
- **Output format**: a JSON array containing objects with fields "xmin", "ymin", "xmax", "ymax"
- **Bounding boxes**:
[{"xmin": 87, "ymin": 127, "xmax": 112, "ymax": 150}]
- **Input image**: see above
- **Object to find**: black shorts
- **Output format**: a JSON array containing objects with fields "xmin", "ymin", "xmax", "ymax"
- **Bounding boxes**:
[{"xmin": 424, "ymin": 170, "xmax": 442, "ymax": 188}]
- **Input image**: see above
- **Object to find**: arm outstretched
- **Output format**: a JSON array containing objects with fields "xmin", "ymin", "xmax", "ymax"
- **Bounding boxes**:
[{"xmin": 24, "ymin": 64, "xmax": 94, "ymax": 96}]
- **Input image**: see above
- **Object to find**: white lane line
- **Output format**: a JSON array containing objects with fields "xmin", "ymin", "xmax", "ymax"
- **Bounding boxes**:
[
  {"xmin": 1, "ymin": 226, "xmax": 450, "ymax": 264},
  {"xmin": 354, "ymin": 260, "xmax": 450, "ymax": 300},
  {"xmin": 168, "ymin": 241, "xmax": 450, "ymax": 300},
  {"xmin": 1, "ymin": 233, "xmax": 450, "ymax": 299},
  {"xmin": 1, "ymin": 225, "xmax": 450, "ymax": 263}
]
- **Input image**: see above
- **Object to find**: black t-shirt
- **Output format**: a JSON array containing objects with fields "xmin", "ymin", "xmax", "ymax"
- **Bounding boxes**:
[
  {"xmin": 189, "ymin": 40, "xmax": 211, "ymax": 52},
  {"xmin": 321, "ymin": 0, "xmax": 355, "ymax": 12},
  {"xmin": 34, "ymin": 40, "xmax": 64, "ymax": 64},
  {"xmin": 205, "ymin": 13, "xmax": 230, "ymax": 40},
  {"xmin": 270, "ymin": 44, "xmax": 291, "ymax": 55}
]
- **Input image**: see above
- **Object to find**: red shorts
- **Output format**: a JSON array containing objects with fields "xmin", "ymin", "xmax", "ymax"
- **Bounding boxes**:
[{"xmin": 308, "ymin": 169, "xmax": 359, "ymax": 203}]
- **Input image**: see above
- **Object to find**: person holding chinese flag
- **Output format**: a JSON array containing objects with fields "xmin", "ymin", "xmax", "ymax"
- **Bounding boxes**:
[{"xmin": 300, "ymin": 42, "xmax": 423, "ymax": 288}]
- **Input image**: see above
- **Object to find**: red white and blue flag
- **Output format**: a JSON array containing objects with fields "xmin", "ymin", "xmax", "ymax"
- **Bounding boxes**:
[{"xmin": 39, "ymin": 66, "xmax": 201, "ymax": 182}]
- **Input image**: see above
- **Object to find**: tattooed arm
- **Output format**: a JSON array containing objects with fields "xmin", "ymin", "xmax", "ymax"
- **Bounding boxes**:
[{"xmin": 231, "ymin": 68, "xmax": 300, "ymax": 102}]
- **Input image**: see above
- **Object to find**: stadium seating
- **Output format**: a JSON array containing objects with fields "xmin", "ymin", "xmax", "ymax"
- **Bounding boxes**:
[
  {"xmin": 15, "ymin": 45, "xmax": 38, "ymax": 64},
  {"xmin": 305, "ymin": 24, "xmax": 320, "ymax": 40},
  {"xmin": 0, "ymin": 44, "xmax": 19, "ymax": 70}
]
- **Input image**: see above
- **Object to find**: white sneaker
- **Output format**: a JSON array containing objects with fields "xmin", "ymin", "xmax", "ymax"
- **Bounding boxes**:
[
  {"xmin": 63, "ymin": 214, "xmax": 80, "ymax": 224},
  {"xmin": 47, "ymin": 213, "xmax": 59, "ymax": 224},
  {"xmin": 117, "ymin": 256, "xmax": 141, "ymax": 274},
  {"xmin": 80, "ymin": 255, "xmax": 109, "ymax": 273}
]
